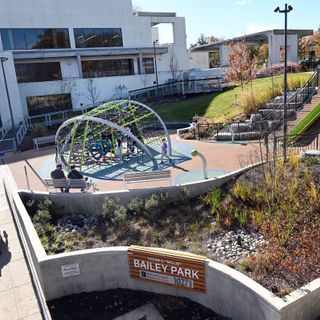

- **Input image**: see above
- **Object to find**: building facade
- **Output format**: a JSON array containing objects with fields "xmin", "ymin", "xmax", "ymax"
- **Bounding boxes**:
[
  {"xmin": 0, "ymin": 0, "xmax": 189, "ymax": 126},
  {"xmin": 190, "ymin": 29, "xmax": 313, "ymax": 69}
]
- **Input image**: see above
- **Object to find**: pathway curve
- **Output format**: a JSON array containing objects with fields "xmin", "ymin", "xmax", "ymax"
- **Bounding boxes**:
[{"xmin": 0, "ymin": 165, "xmax": 43, "ymax": 320}]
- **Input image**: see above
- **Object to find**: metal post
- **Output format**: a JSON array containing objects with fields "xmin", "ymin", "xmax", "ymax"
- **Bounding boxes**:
[
  {"xmin": 153, "ymin": 40, "xmax": 159, "ymax": 98},
  {"xmin": 191, "ymin": 150, "xmax": 208, "ymax": 180},
  {"xmin": 24, "ymin": 165, "xmax": 30, "ymax": 190},
  {"xmin": 0, "ymin": 57, "xmax": 18, "ymax": 150},
  {"xmin": 274, "ymin": 4, "xmax": 293, "ymax": 161},
  {"xmin": 283, "ymin": 4, "xmax": 288, "ymax": 161}
]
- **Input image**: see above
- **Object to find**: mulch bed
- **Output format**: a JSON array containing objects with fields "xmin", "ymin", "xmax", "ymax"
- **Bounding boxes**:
[{"xmin": 48, "ymin": 289, "xmax": 228, "ymax": 320}]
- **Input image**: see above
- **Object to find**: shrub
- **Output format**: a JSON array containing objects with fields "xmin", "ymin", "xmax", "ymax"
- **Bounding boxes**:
[
  {"xmin": 127, "ymin": 197, "xmax": 145, "ymax": 215},
  {"xmin": 144, "ymin": 194, "xmax": 161, "ymax": 220},
  {"xmin": 102, "ymin": 197, "xmax": 119, "ymax": 220},
  {"xmin": 304, "ymin": 156, "xmax": 320, "ymax": 166},
  {"xmin": 209, "ymin": 188, "xmax": 221, "ymax": 214},
  {"xmin": 64, "ymin": 240, "xmax": 73, "ymax": 252},
  {"xmin": 111, "ymin": 206, "xmax": 128, "ymax": 226},
  {"xmin": 32, "ymin": 124, "xmax": 48, "ymax": 137},
  {"xmin": 144, "ymin": 192, "xmax": 169, "ymax": 221},
  {"xmin": 238, "ymin": 258, "xmax": 253, "ymax": 272},
  {"xmin": 174, "ymin": 187, "xmax": 190, "ymax": 206},
  {"xmin": 232, "ymin": 181, "xmax": 252, "ymax": 202},
  {"xmin": 32, "ymin": 210, "xmax": 52, "ymax": 225}
]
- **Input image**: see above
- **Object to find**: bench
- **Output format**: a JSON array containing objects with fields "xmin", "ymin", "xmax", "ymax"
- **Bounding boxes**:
[
  {"xmin": 44, "ymin": 178, "xmax": 93, "ymax": 192},
  {"xmin": 33, "ymin": 135, "xmax": 56, "ymax": 150},
  {"xmin": 123, "ymin": 170, "xmax": 171, "ymax": 189},
  {"xmin": 300, "ymin": 150, "xmax": 320, "ymax": 158}
]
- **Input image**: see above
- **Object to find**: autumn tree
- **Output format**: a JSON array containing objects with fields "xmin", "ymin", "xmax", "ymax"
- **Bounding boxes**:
[
  {"xmin": 190, "ymin": 34, "xmax": 219, "ymax": 48},
  {"xmin": 226, "ymin": 39, "xmax": 256, "ymax": 90}
]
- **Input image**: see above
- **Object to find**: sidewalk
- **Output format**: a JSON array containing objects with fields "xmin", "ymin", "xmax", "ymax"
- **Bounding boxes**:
[{"xmin": 0, "ymin": 166, "xmax": 42, "ymax": 320}]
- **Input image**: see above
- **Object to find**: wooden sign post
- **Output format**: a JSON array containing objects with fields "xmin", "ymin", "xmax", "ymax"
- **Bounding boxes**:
[{"xmin": 128, "ymin": 246, "xmax": 206, "ymax": 293}]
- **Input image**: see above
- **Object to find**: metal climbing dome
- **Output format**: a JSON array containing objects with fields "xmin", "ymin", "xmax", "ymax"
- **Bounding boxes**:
[{"xmin": 55, "ymin": 100, "xmax": 171, "ymax": 172}]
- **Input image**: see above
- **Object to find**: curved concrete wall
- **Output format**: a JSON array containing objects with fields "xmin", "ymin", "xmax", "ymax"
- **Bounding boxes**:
[
  {"xmin": 40, "ymin": 248, "xmax": 284, "ymax": 320},
  {"xmin": 19, "ymin": 162, "xmax": 263, "ymax": 216},
  {"xmin": 4, "ymin": 163, "xmax": 320, "ymax": 320}
]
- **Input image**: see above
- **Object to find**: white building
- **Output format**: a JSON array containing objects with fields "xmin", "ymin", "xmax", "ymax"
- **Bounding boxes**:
[
  {"xmin": 190, "ymin": 29, "xmax": 313, "ymax": 69},
  {"xmin": 0, "ymin": 0, "xmax": 189, "ymax": 126}
]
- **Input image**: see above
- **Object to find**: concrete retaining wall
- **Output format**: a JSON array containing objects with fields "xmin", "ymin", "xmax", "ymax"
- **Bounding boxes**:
[
  {"xmin": 19, "ymin": 163, "xmax": 259, "ymax": 216},
  {"xmin": 40, "ymin": 248, "xmax": 284, "ymax": 320},
  {"xmin": 4, "ymin": 163, "xmax": 320, "ymax": 320}
]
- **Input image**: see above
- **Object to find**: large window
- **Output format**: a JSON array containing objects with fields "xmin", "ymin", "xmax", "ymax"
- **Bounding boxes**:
[
  {"xmin": 26, "ymin": 94, "xmax": 72, "ymax": 116},
  {"xmin": 74, "ymin": 28, "xmax": 123, "ymax": 48},
  {"xmin": 15, "ymin": 62, "xmax": 62, "ymax": 83},
  {"xmin": 0, "ymin": 29, "xmax": 70, "ymax": 50},
  {"xmin": 82, "ymin": 59, "xmax": 133, "ymax": 78},
  {"xmin": 138, "ymin": 58, "xmax": 154, "ymax": 74}
]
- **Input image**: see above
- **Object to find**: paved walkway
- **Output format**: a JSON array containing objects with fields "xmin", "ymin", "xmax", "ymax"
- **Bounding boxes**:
[
  {"xmin": 0, "ymin": 166, "xmax": 42, "ymax": 320},
  {"xmin": 3, "ymin": 135, "xmax": 261, "ymax": 192}
]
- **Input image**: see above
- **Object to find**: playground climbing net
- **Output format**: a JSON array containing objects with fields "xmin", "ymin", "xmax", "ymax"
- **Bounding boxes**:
[{"xmin": 55, "ymin": 100, "xmax": 171, "ymax": 172}]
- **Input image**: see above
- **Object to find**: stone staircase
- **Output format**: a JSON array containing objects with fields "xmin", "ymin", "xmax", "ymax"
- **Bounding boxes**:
[{"xmin": 214, "ymin": 69, "xmax": 320, "ymax": 141}]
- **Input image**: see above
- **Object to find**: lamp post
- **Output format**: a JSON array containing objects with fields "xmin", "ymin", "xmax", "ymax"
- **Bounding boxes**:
[
  {"xmin": 274, "ymin": 4, "xmax": 293, "ymax": 161},
  {"xmin": 153, "ymin": 40, "xmax": 159, "ymax": 98}
]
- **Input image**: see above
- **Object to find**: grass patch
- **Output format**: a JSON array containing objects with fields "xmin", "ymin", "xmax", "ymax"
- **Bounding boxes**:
[
  {"xmin": 152, "ymin": 72, "xmax": 311, "ymax": 123},
  {"xmin": 289, "ymin": 102, "xmax": 320, "ymax": 136}
]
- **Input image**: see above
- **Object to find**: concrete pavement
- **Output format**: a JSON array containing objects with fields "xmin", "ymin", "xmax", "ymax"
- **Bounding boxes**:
[{"xmin": 0, "ymin": 166, "xmax": 43, "ymax": 320}]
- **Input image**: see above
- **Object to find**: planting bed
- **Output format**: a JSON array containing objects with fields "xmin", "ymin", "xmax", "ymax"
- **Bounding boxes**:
[{"xmin": 22, "ymin": 155, "xmax": 320, "ymax": 298}]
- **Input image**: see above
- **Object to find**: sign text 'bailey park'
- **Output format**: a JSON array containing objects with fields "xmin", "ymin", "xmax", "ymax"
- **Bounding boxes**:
[{"xmin": 128, "ymin": 246, "xmax": 206, "ymax": 293}]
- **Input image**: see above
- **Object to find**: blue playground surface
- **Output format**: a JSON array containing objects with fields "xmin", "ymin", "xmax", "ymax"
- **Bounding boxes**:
[
  {"xmin": 37, "ymin": 141, "xmax": 196, "ymax": 181},
  {"xmin": 173, "ymin": 169, "xmax": 228, "ymax": 185}
]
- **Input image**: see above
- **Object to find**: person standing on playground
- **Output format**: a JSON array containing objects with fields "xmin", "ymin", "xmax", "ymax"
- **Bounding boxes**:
[
  {"xmin": 160, "ymin": 138, "xmax": 168, "ymax": 164},
  {"xmin": 116, "ymin": 138, "xmax": 122, "ymax": 162}
]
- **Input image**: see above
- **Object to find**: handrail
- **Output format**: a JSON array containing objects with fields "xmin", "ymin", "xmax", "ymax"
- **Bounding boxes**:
[
  {"xmin": 0, "ymin": 119, "xmax": 12, "ymax": 142},
  {"xmin": 261, "ymin": 69, "xmax": 319, "ymax": 125}
]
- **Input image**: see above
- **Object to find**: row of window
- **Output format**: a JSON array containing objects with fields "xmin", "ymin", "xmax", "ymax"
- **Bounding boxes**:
[
  {"xmin": 15, "ymin": 58, "xmax": 154, "ymax": 83},
  {"xmin": 15, "ymin": 62, "xmax": 62, "ymax": 83},
  {"xmin": 27, "ymin": 94, "xmax": 72, "ymax": 116},
  {"xmin": 1, "ymin": 29, "xmax": 70, "ymax": 50},
  {"xmin": 0, "ymin": 28, "xmax": 123, "ymax": 50},
  {"xmin": 74, "ymin": 28, "xmax": 123, "ymax": 48}
]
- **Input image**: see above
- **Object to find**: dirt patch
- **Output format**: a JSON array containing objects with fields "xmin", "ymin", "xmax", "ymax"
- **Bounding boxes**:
[{"xmin": 47, "ymin": 289, "xmax": 227, "ymax": 320}]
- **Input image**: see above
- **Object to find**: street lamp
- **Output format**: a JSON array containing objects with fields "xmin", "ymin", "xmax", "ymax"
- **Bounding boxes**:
[
  {"xmin": 153, "ymin": 40, "xmax": 159, "ymax": 98},
  {"xmin": 274, "ymin": 4, "xmax": 293, "ymax": 161}
]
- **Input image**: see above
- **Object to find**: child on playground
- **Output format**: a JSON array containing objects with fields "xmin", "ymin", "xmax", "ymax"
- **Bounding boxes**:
[
  {"xmin": 116, "ymin": 138, "xmax": 122, "ymax": 161},
  {"xmin": 161, "ymin": 138, "xmax": 168, "ymax": 164}
]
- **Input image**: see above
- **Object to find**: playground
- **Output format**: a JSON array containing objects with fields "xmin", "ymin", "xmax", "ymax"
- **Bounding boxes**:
[{"xmin": 2, "ymin": 100, "xmax": 261, "ymax": 192}]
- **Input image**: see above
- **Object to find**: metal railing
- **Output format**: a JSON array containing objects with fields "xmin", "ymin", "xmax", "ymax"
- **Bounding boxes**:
[
  {"xmin": 272, "ymin": 132, "xmax": 320, "ymax": 155},
  {"xmin": 15, "ymin": 107, "xmax": 94, "ymax": 145},
  {"xmin": 261, "ymin": 69, "xmax": 320, "ymax": 125},
  {"xmin": 129, "ymin": 78, "xmax": 223, "ymax": 101},
  {"xmin": 0, "ymin": 119, "xmax": 12, "ymax": 142}
]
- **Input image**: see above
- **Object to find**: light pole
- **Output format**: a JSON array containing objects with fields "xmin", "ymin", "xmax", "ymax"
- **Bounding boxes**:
[
  {"xmin": 153, "ymin": 40, "xmax": 159, "ymax": 98},
  {"xmin": 0, "ymin": 57, "xmax": 17, "ymax": 149},
  {"xmin": 274, "ymin": 4, "xmax": 293, "ymax": 161}
]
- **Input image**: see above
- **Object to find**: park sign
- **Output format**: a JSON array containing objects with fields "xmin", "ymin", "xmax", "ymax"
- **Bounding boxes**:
[{"xmin": 128, "ymin": 246, "xmax": 206, "ymax": 293}]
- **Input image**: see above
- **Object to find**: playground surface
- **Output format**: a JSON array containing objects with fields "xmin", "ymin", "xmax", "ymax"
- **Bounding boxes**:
[{"xmin": 3, "ymin": 134, "xmax": 261, "ymax": 192}]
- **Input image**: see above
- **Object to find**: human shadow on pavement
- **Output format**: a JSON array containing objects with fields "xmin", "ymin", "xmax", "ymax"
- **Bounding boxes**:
[{"xmin": 0, "ymin": 230, "xmax": 11, "ymax": 277}]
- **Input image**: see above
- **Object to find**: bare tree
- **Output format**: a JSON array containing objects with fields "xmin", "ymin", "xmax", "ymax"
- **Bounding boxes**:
[
  {"xmin": 169, "ymin": 53, "xmax": 182, "ymax": 81},
  {"xmin": 57, "ymin": 79, "xmax": 76, "ymax": 96},
  {"xmin": 85, "ymin": 79, "xmax": 100, "ymax": 107},
  {"xmin": 139, "ymin": 73, "xmax": 148, "ymax": 88}
]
